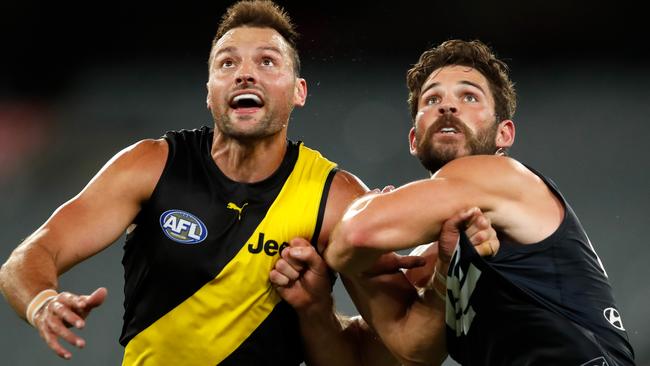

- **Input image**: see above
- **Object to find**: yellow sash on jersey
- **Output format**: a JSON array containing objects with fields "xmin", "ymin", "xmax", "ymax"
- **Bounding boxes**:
[{"xmin": 122, "ymin": 144, "xmax": 335, "ymax": 365}]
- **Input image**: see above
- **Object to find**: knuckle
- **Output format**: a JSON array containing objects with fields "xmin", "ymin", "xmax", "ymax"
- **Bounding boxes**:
[
  {"xmin": 276, "ymin": 274, "xmax": 289, "ymax": 286},
  {"xmin": 279, "ymin": 260, "xmax": 297, "ymax": 273},
  {"xmin": 46, "ymin": 317, "xmax": 61, "ymax": 332},
  {"xmin": 46, "ymin": 314, "xmax": 65, "ymax": 331},
  {"xmin": 269, "ymin": 271, "xmax": 280, "ymax": 283},
  {"xmin": 275, "ymin": 258, "xmax": 287, "ymax": 268},
  {"xmin": 50, "ymin": 301, "xmax": 64, "ymax": 313}
]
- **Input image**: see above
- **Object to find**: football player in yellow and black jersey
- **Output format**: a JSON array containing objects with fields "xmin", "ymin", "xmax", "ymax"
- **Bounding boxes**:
[{"xmin": 0, "ymin": 1, "xmax": 415, "ymax": 365}]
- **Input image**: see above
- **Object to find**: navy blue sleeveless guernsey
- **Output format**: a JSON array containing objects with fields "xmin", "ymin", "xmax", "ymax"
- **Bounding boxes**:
[
  {"xmin": 445, "ymin": 167, "xmax": 635, "ymax": 365},
  {"xmin": 119, "ymin": 127, "xmax": 337, "ymax": 365}
]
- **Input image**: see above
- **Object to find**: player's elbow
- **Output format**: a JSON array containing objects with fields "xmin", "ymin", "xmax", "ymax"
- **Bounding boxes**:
[{"xmin": 325, "ymin": 217, "xmax": 377, "ymax": 275}]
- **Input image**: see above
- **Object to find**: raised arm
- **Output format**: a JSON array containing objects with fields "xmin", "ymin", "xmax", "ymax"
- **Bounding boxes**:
[
  {"xmin": 272, "ymin": 205, "xmax": 499, "ymax": 366},
  {"xmin": 0, "ymin": 138, "xmax": 167, "ymax": 359},
  {"xmin": 324, "ymin": 155, "xmax": 563, "ymax": 275},
  {"xmin": 287, "ymin": 170, "xmax": 379, "ymax": 366},
  {"xmin": 340, "ymin": 207, "xmax": 496, "ymax": 366}
]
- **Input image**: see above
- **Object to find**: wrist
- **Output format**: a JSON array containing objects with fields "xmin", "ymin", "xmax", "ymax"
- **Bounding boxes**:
[
  {"xmin": 26, "ymin": 289, "xmax": 58, "ymax": 326},
  {"xmin": 431, "ymin": 264, "xmax": 448, "ymax": 302},
  {"xmin": 295, "ymin": 297, "xmax": 335, "ymax": 321},
  {"xmin": 435, "ymin": 260, "xmax": 450, "ymax": 277}
]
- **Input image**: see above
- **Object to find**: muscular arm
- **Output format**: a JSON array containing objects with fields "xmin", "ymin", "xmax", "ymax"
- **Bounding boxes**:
[
  {"xmin": 339, "ymin": 209, "xmax": 487, "ymax": 366},
  {"xmin": 0, "ymin": 139, "xmax": 167, "ymax": 357},
  {"xmin": 320, "ymin": 156, "xmax": 559, "ymax": 364},
  {"xmin": 325, "ymin": 155, "xmax": 563, "ymax": 275},
  {"xmin": 271, "ymin": 238, "xmax": 402, "ymax": 366},
  {"xmin": 291, "ymin": 170, "xmax": 385, "ymax": 366}
]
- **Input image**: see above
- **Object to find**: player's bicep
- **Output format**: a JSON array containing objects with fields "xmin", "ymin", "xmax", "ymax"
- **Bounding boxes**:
[
  {"xmin": 346, "ymin": 178, "xmax": 478, "ymax": 251},
  {"xmin": 37, "ymin": 139, "xmax": 167, "ymax": 272},
  {"xmin": 316, "ymin": 170, "xmax": 368, "ymax": 252}
]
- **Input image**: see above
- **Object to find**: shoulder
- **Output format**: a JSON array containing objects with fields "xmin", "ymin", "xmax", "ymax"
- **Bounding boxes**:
[
  {"xmin": 330, "ymin": 170, "xmax": 368, "ymax": 198},
  {"xmin": 94, "ymin": 139, "xmax": 168, "ymax": 200},
  {"xmin": 438, "ymin": 156, "xmax": 564, "ymax": 242},
  {"xmin": 435, "ymin": 155, "xmax": 527, "ymax": 178},
  {"xmin": 110, "ymin": 138, "xmax": 168, "ymax": 170},
  {"xmin": 434, "ymin": 155, "xmax": 543, "ymax": 196},
  {"xmin": 316, "ymin": 170, "xmax": 368, "ymax": 249}
]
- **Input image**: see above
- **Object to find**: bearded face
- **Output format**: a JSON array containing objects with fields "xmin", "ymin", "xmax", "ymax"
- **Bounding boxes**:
[{"xmin": 415, "ymin": 113, "xmax": 498, "ymax": 173}]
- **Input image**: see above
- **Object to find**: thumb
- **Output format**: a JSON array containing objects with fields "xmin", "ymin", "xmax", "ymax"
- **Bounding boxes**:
[
  {"xmin": 444, "ymin": 207, "xmax": 479, "ymax": 230},
  {"xmin": 287, "ymin": 245, "xmax": 328, "ymax": 274},
  {"xmin": 289, "ymin": 237, "xmax": 312, "ymax": 248}
]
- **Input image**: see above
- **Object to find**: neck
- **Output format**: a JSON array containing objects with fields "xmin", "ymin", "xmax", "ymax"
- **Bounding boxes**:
[{"xmin": 211, "ymin": 129, "xmax": 288, "ymax": 183}]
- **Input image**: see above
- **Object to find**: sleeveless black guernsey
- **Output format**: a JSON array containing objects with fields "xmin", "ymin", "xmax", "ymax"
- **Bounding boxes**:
[
  {"xmin": 119, "ymin": 127, "xmax": 337, "ymax": 365},
  {"xmin": 445, "ymin": 167, "xmax": 635, "ymax": 365}
]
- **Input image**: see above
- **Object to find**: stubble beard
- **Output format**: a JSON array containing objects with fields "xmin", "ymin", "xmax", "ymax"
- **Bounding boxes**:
[
  {"xmin": 213, "ymin": 103, "xmax": 292, "ymax": 141},
  {"xmin": 416, "ymin": 114, "xmax": 499, "ymax": 174}
]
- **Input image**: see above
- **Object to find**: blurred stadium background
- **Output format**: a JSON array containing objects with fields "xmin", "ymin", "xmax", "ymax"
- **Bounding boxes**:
[{"xmin": 1, "ymin": 1, "xmax": 648, "ymax": 364}]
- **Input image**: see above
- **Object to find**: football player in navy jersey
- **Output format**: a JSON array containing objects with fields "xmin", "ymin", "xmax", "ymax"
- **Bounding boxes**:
[{"xmin": 274, "ymin": 40, "xmax": 635, "ymax": 366}]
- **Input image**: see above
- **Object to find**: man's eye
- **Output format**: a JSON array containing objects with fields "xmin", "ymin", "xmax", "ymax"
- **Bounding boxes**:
[
  {"xmin": 464, "ymin": 94, "xmax": 478, "ymax": 102},
  {"xmin": 261, "ymin": 58, "xmax": 274, "ymax": 66},
  {"xmin": 426, "ymin": 96, "xmax": 440, "ymax": 105},
  {"xmin": 222, "ymin": 60, "xmax": 234, "ymax": 68}
]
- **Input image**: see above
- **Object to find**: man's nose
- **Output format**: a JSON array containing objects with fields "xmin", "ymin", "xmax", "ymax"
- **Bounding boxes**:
[
  {"xmin": 438, "ymin": 104, "xmax": 458, "ymax": 115},
  {"xmin": 236, "ymin": 73, "xmax": 255, "ymax": 85},
  {"xmin": 236, "ymin": 62, "xmax": 256, "ymax": 85}
]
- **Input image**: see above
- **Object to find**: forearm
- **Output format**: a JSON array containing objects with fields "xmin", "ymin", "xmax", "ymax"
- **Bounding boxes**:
[
  {"xmin": 324, "ymin": 223, "xmax": 383, "ymax": 276},
  {"xmin": 296, "ymin": 300, "xmax": 361, "ymax": 366},
  {"xmin": 297, "ymin": 304, "xmax": 398, "ymax": 366},
  {"xmin": 324, "ymin": 189, "xmax": 445, "ymax": 276},
  {"xmin": 0, "ymin": 235, "xmax": 59, "ymax": 320},
  {"xmin": 408, "ymin": 261, "xmax": 449, "ymax": 365},
  {"xmin": 342, "ymin": 270, "xmax": 448, "ymax": 366}
]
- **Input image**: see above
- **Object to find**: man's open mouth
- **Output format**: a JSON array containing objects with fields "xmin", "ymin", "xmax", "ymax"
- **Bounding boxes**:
[
  {"xmin": 438, "ymin": 127, "xmax": 459, "ymax": 134},
  {"xmin": 230, "ymin": 93, "xmax": 265, "ymax": 109}
]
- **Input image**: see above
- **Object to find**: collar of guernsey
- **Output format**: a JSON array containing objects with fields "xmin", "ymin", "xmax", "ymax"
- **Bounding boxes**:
[{"xmin": 122, "ymin": 143, "xmax": 336, "ymax": 365}]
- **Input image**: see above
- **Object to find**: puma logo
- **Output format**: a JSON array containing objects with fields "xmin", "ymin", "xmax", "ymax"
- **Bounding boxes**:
[{"xmin": 226, "ymin": 202, "xmax": 248, "ymax": 220}]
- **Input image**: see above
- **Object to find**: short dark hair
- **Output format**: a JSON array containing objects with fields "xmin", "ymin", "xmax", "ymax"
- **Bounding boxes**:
[
  {"xmin": 209, "ymin": 0, "xmax": 301, "ymax": 76},
  {"xmin": 406, "ymin": 39, "xmax": 516, "ymax": 123}
]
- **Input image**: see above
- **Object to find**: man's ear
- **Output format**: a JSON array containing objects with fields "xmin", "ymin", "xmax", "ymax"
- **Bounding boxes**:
[
  {"xmin": 409, "ymin": 127, "xmax": 418, "ymax": 156},
  {"xmin": 496, "ymin": 119, "xmax": 515, "ymax": 148},
  {"xmin": 206, "ymin": 82, "xmax": 212, "ymax": 110},
  {"xmin": 293, "ymin": 78, "xmax": 307, "ymax": 107}
]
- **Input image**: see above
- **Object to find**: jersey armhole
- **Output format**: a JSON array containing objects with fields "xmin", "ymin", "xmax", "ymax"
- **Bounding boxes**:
[{"xmin": 309, "ymin": 167, "xmax": 338, "ymax": 246}]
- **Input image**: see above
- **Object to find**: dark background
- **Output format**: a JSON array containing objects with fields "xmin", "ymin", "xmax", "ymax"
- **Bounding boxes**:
[{"xmin": 1, "ymin": 1, "xmax": 648, "ymax": 365}]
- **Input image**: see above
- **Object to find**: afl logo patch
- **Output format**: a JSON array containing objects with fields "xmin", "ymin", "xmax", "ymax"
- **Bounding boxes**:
[
  {"xmin": 603, "ymin": 307, "xmax": 625, "ymax": 331},
  {"xmin": 159, "ymin": 209, "xmax": 208, "ymax": 244}
]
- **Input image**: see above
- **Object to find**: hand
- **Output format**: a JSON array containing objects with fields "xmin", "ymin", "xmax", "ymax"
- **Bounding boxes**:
[
  {"xmin": 404, "ymin": 243, "xmax": 437, "ymax": 288},
  {"xmin": 463, "ymin": 207, "xmax": 499, "ymax": 258},
  {"xmin": 32, "ymin": 287, "xmax": 107, "ymax": 359},
  {"xmin": 438, "ymin": 207, "xmax": 499, "ymax": 265},
  {"xmin": 270, "ymin": 238, "xmax": 332, "ymax": 311}
]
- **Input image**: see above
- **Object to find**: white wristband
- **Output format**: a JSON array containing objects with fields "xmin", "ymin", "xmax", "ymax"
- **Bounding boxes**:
[{"xmin": 26, "ymin": 289, "xmax": 58, "ymax": 326}]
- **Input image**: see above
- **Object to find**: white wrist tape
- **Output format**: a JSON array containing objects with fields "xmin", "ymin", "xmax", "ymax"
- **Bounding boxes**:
[{"xmin": 26, "ymin": 289, "xmax": 58, "ymax": 326}]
